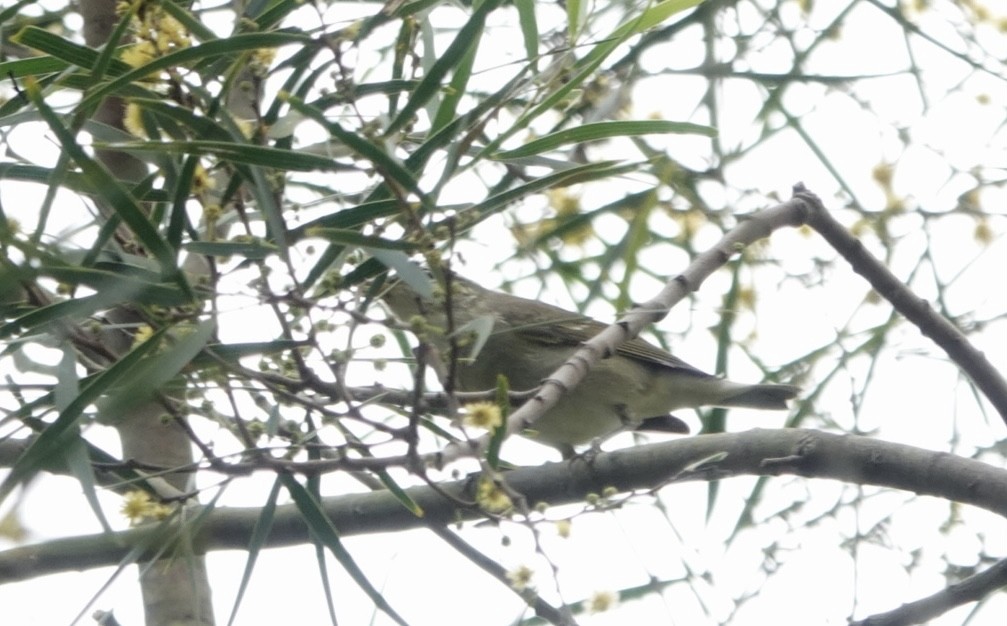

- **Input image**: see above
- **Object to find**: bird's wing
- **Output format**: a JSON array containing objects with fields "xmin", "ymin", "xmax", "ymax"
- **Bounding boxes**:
[{"xmin": 510, "ymin": 314, "xmax": 713, "ymax": 378}]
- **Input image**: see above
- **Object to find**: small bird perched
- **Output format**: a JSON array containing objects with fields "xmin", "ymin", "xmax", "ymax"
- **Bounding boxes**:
[{"xmin": 382, "ymin": 272, "xmax": 799, "ymax": 455}]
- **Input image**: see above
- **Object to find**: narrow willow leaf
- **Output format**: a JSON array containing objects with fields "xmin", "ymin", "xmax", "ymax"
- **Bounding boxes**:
[
  {"xmin": 307, "ymin": 228, "xmax": 416, "ymax": 251},
  {"xmin": 514, "ymin": 0, "xmax": 539, "ymax": 67},
  {"xmin": 0, "ymin": 293, "xmax": 121, "ymax": 341},
  {"xmin": 285, "ymin": 97, "xmax": 425, "ymax": 200},
  {"xmin": 23, "ymin": 79, "xmax": 182, "ymax": 280},
  {"xmin": 430, "ymin": 28, "xmax": 478, "ymax": 134},
  {"xmin": 183, "ymin": 240, "xmax": 278, "ymax": 260},
  {"xmin": 495, "ymin": 120, "xmax": 716, "ymax": 159},
  {"xmin": 12, "ymin": 26, "xmax": 133, "ymax": 74},
  {"xmin": 567, "ymin": 0, "xmax": 587, "ymax": 40},
  {"xmin": 279, "ymin": 474, "xmax": 410, "ymax": 626},
  {"xmin": 0, "ymin": 0, "xmax": 36, "ymax": 24},
  {"xmin": 368, "ymin": 249, "xmax": 434, "ymax": 299},
  {"xmin": 96, "ymin": 139, "xmax": 345, "ymax": 172},
  {"xmin": 96, "ymin": 320, "xmax": 216, "ymax": 423},
  {"xmin": 77, "ymin": 32, "xmax": 314, "ymax": 112},
  {"xmin": 486, "ymin": 0, "xmax": 702, "ymax": 156},
  {"xmin": 226, "ymin": 478, "xmax": 282, "ymax": 626},
  {"xmin": 287, "ymin": 200, "xmax": 402, "ymax": 240},
  {"xmin": 376, "ymin": 471, "xmax": 424, "ymax": 518},
  {"xmin": 385, "ymin": 0, "xmax": 504, "ymax": 135},
  {"xmin": 468, "ymin": 160, "xmax": 636, "ymax": 219},
  {"xmin": 0, "ymin": 328, "xmax": 167, "ymax": 504}
]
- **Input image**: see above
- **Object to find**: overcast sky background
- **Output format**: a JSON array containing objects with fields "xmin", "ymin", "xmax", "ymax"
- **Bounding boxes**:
[{"xmin": 1, "ymin": 0, "xmax": 1006, "ymax": 624}]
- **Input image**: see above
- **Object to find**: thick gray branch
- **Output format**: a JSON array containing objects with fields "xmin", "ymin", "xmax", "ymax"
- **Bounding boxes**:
[{"xmin": 2, "ymin": 429, "xmax": 1004, "ymax": 585}]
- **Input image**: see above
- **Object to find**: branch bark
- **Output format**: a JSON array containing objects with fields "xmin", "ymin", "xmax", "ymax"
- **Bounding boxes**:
[
  {"xmin": 79, "ymin": 2, "xmax": 213, "ymax": 623},
  {"xmin": 4, "ymin": 428, "xmax": 1004, "ymax": 593}
]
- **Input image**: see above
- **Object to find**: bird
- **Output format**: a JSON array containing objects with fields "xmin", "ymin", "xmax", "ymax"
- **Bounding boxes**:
[{"xmin": 381, "ymin": 272, "xmax": 799, "ymax": 456}]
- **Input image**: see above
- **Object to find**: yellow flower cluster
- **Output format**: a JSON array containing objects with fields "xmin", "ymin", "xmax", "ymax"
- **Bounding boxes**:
[
  {"xmin": 475, "ymin": 476, "xmax": 512, "ymax": 514},
  {"xmin": 462, "ymin": 401, "xmax": 502, "ymax": 431},
  {"xmin": 119, "ymin": 2, "xmax": 191, "ymax": 79},
  {"xmin": 121, "ymin": 490, "xmax": 173, "ymax": 524},
  {"xmin": 505, "ymin": 565, "xmax": 534, "ymax": 591}
]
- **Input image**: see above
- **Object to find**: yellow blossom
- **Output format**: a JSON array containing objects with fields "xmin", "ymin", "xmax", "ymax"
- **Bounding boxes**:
[
  {"xmin": 190, "ymin": 164, "xmax": 215, "ymax": 196},
  {"xmin": 121, "ymin": 40, "xmax": 157, "ymax": 69},
  {"xmin": 123, "ymin": 102, "xmax": 146, "ymax": 138},
  {"xmin": 872, "ymin": 162, "xmax": 894, "ymax": 188},
  {"xmin": 121, "ymin": 490, "xmax": 172, "ymax": 524},
  {"xmin": 506, "ymin": 565, "xmax": 534, "ymax": 591},
  {"xmin": 588, "ymin": 590, "xmax": 619, "ymax": 613},
  {"xmin": 555, "ymin": 519, "xmax": 571, "ymax": 538},
  {"xmin": 546, "ymin": 188, "xmax": 581, "ymax": 216},
  {"xmin": 0, "ymin": 509, "xmax": 27, "ymax": 542},
  {"xmin": 737, "ymin": 287, "xmax": 756, "ymax": 311},
  {"xmin": 234, "ymin": 118, "xmax": 255, "ymax": 139},
  {"xmin": 974, "ymin": 218, "xmax": 992, "ymax": 245},
  {"xmin": 250, "ymin": 48, "xmax": 277, "ymax": 77},
  {"xmin": 154, "ymin": 14, "xmax": 189, "ymax": 54},
  {"xmin": 476, "ymin": 476, "xmax": 512, "ymax": 514},
  {"xmin": 463, "ymin": 401, "xmax": 502, "ymax": 431},
  {"xmin": 132, "ymin": 324, "xmax": 155, "ymax": 348},
  {"xmin": 121, "ymin": 490, "xmax": 153, "ymax": 522}
]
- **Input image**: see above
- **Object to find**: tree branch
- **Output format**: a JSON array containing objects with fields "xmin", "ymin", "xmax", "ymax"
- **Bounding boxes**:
[
  {"xmin": 850, "ymin": 557, "xmax": 1007, "ymax": 626},
  {"xmin": 803, "ymin": 188, "xmax": 1007, "ymax": 425},
  {"xmin": 3, "ymin": 429, "xmax": 1004, "ymax": 593}
]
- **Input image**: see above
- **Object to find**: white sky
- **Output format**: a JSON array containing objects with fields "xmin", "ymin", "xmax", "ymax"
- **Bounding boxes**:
[{"xmin": 1, "ymin": 1, "xmax": 1006, "ymax": 625}]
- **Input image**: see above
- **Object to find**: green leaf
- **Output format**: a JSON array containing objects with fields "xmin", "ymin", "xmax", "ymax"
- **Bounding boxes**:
[
  {"xmin": 514, "ymin": 0, "xmax": 539, "ymax": 68},
  {"xmin": 36, "ymin": 265, "xmax": 192, "ymax": 306},
  {"xmin": 0, "ymin": 0, "xmax": 36, "ymax": 25},
  {"xmin": 3, "ymin": 236, "xmax": 195, "ymax": 306},
  {"xmin": 226, "ymin": 478, "xmax": 282, "ymax": 626},
  {"xmin": 385, "ymin": 0, "xmax": 504, "ymax": 135},
  {"xmin": 183, "ymin": 239, "xmax": 278, "ymax": 260},
  {"xmin": 567, "ymin": 0, "xmax": 587, "ymax": 40},
  {"xmin": 0, "ymin": 293, "xmax": 118, "ymax": 341},
  {"xmin": 77, "ymin": 32, "xmax": 314, "ymax": 112},
  {"xmin": 467, "ymin": 160, "xmax": 637, "ymax": 220},
  {"xmin": 88, "ymin": 1, "xmax": 136, "ymax": 85},
  {"xmin": 97, "ymin": 319, "xmax": 217, "ymax": 423},
  {"xmin": 127, "ymin": 98, "xmax": 235, "ymax": 141},
  {"xmin": 495, "ymin": 120, "xmax": 716, "ymax": 159},
  {"xmin": 0, "ymin": 327, "xmax": 167, "ymax": 504},
  {"xmin": 53, "ymin": 348, "xmax": 113, "ymax": 534},
  {"xmin": 430, "ymin": 24, "xmax": 479, "ymax": 135},
  {"xmin": 252, "ymin": 0, "xmax": 304, "ymax": 29},
  {"xmin": 23, "ymin": 78, "xmax": 183, "ymax": 281},
  {"xmin": 288, "ymin": 200, "xmax": 403, "ymax": 241},
  {"xmin": 484, "ymin": 0, "xmax": 702, "ymax": 156},
  {"xmin": 12, "ymin": 26, "xmax": 133, "ymax": 74},
  {"xmin": 160, "ymin": 0, "xmax": 218, "ymax": 42},
  {"xmin": 486, "ymin": 375, "xmax": 511, "ymax": 470},
  {"xmin": 279, "ymin": 474, "xmax": 410, "ymax": 626},
  {"xmin": 376, "ymin": 471, "xmax": 424, "ymax": 518},
  {"xmin": 306, "ymin": 228, "xmax": 416, "ymax": 251},
  {"xmin": 95, "ymin": 139, "xmax": 346, "ymax": 172},
  {"xmin": 402, "ymin": 66, "xmax": 532, "ymax": 179},
  {"xmin": 285, "ymin": 97, "xmax": 426, "ymax": 201},
  {"xmin": 369, "ymin": 250, "xmax": 434, "ymax": 299},
  {"xmin": 0, "ymin": 54, "xmax": 77, "ymax": 79}
]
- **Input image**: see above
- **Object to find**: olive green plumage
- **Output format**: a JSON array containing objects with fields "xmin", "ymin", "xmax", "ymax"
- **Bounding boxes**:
[{"xmin": 383, "ymin": 275, "xmax": 799, "ymax": 452}]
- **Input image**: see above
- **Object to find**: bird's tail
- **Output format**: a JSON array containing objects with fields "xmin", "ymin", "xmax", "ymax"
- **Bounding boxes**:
[{"xmin": 718, "ymin": 383, "xmax": 800, "ymax": 410}]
